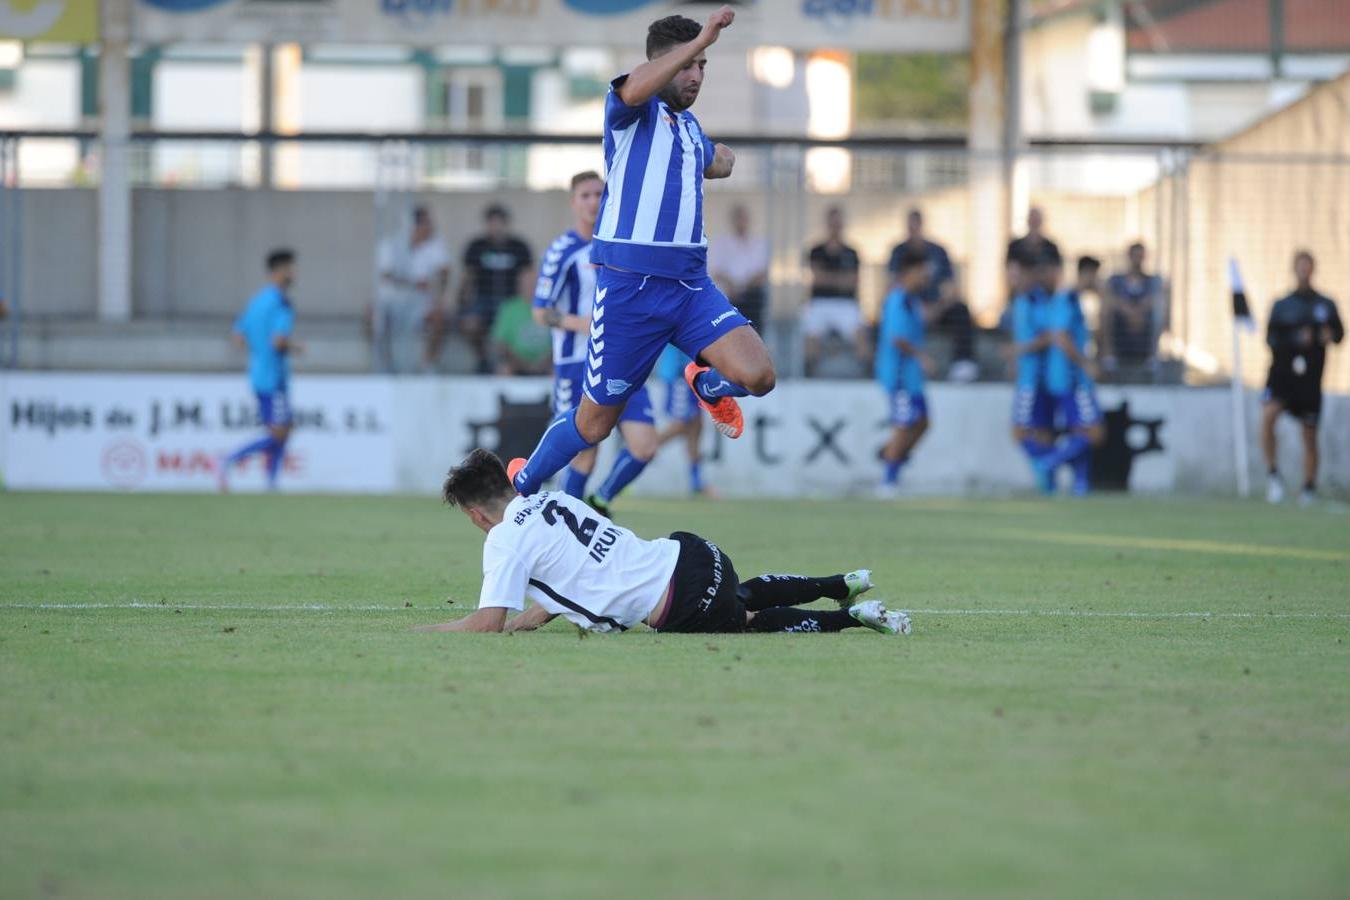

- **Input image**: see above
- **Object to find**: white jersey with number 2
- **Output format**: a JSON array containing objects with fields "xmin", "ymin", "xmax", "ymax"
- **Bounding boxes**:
[{"xmin": 478, "ymin": 492, "xmax": 680, "ymax": 632}]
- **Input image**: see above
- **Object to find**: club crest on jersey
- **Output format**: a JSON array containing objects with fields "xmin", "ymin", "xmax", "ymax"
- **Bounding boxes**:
[{"xmin": 606, "ymin": 379, "xmax": 631, "ymax": 396}]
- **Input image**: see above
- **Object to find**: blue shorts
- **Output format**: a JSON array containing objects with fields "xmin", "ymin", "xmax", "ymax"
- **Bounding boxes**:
[
  {"xmin": 554, "ymin": 363, "xmax": 655, "ymax": 425},
  {"xmin": 1012, "ymin": 385, "xmax": 1054, "ymax": 430},
  {"xmin": 1053, "ymin": 386, "xmax": 1102, "ymax": 430},
  {"xmin": 665, "ymin": 378, "xmax": 700, "ymax": 423},
  {"xmin": 584, "ymin": 268, "xmax": 748, "ymax": 406},
  {"xmin": 257, "ymin": 390, "xmax": 293, "ymax": 427},
  {"xmin": 888, "ymin": 390, "xmax": 928, "ymax": 427}
]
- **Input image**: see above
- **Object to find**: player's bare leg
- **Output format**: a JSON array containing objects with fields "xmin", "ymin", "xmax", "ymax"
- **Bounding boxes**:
[
  {"xmin": 1261, "ymin": 400, "xmax": 1285, "ymax": 503},
  {"xmin": 1300, "ymin": 421, "xmax": 1319, "ymax": 504},
  {"xmin": 879, "ymin": 419, "xmax": 928, "ymax": 496},
  {"xmin": 683, "ymin": 326, "xmax": 776, "ymax": 439},
  {"xmin": 575, "ymin": 396, "xmax": 624, "ymax": 444},
  {"xmin": 696, "ymin": 324, "xmax": 776, "ymax": 397}
]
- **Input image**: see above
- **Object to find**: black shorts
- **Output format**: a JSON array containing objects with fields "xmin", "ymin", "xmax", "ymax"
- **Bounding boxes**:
[
  {"xmin": 1265, "ymin": 375, "xmax": 1322, "ymax": 426},
  {"xmin": 656, "ymin": 532, "xmax": 746, "ymax": 633}
]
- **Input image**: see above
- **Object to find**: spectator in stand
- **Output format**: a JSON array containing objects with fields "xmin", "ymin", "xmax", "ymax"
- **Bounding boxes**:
[
  {"xmin": 455, "ymin": 204, "xmax": 534, "ymax": 373},
  {"xmin": 709, "ymin": 203, "xmax": 770, "ymax": 331},
  {"xmin": 886, "ymin": 208, "xmax": 978, "ymax": 382},
  {"xmin": 1006, "ymin": 207, "xmax": 1060, "ymax": 275},
  {"xmin": 1102, "ymin": 241, "xmax": 1166, "ymax": 373},
  {"xmin": 490, "ymin": 295, "xmax": 553, "ymax": 376},
  {"xmin": 803, "ymin": 206, "xmax": 865, "ymax": 376},
  {"xmin": 373, "ymin": 206, "xmax": 450, "ymax": 374}
]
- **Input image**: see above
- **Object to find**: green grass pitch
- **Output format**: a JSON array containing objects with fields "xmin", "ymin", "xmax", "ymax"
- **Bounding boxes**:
[{"xmin": 2, "ymin": 491, "xmax": 1348, "ymax": 899}]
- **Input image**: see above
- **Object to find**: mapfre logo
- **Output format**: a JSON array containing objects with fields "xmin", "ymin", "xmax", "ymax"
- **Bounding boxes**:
[{"xmin": 102, "ymin": 440, "xmax": 148, "ymax": 489}]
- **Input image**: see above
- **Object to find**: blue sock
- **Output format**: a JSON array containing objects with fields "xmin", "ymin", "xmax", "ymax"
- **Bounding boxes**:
[
  {"xmin": 1020, "ymin": 437, "xmax": 1055, "ymax": 494},
  {"xmin": 597, "ymin": 449, "xmax": 648, "ymax": 502},
  {"xmin": 265, "ymin": 437, "xmax": 287, "ymax": 487},
  {"xmin": 561, "ymin": 465, "xmax": 590, "ymax": 498},
  {"xmin": 514, "ymin": 409, "xmax": 594, "ymax": 495},
  {"xmin": 689, "ymin": 460, "xmax": 703, "ymax": 493},
  {"xmin": 227, "ymin": 435, "xmax": 274, "ymax": 466},
  {"xmin": 883, "ymin": 458, "xmax": 904, "ymax": 485},
  {"xmin": 1019, "ymin": 437, "xmax": 1051, "ymax": 462},
  {"xmin": 693, "ymin": 368, "xmax": 751, "ymax": 402},
  {"xmin": 1042, "ymin": 433, "xmax": 1091, "ymax": 471},
  {"xmin": 1071, "ymin": 451, "xmax": 1092, "ymax": 495}
]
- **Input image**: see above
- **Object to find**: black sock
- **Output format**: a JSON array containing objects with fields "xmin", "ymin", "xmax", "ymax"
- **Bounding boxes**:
[
  {"xmin": 737, "ymin": 575, "xmax": 849, "ymax": 611},
  {"xmin": 1269, "ymin": 467, "xmax": 1278, "ymax": 476},
  {"xmin": 1303, "ymin": 481, "xmax": 1315, "ymax": 492},
  {"xmin": 746, "ymin": 607, "xmax": 859, "ymax": 633}
]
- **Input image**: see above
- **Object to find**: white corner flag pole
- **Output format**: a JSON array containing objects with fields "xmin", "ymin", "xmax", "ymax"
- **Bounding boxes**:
[{"xmin": 1228, "ymin": 258, "xmax": 1255, "ymax": 499}]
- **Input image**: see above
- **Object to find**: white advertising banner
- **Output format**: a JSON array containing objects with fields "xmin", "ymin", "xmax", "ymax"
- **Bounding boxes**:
[
  {"xmin": 132, "ymin": 0, "xmax": 971, "ymax": 54},
  {"xmin": 387, "ymin": 380, "xmax": 1241, "ymax": 498},
  {"xmin": 3, "ymin": 373, "xmax": 1345, "ymax": 497},
  {"xmin": 0, "ymin": 373, "xmax": 396, "ymax": 493}
]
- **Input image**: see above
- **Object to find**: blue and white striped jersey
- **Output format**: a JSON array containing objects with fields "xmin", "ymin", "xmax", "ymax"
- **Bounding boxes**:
[
  {"xmin": 591, "ymin": 74, "xmax": 716, "ymax": 281},
  {"xmin": 533, "ymin": 230, "xmax": 597, "ymax": 366}
]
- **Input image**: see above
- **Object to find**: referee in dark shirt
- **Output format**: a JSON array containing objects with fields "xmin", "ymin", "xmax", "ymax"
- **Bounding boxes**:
[{"xmin": 1261, "ymin": 250, "xmax": 1344, "ymax": 505}]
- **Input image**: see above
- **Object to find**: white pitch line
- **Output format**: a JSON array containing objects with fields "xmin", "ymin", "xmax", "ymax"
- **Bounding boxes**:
[
  {"xmin": 0, "ymin": 603, "xmax": 419, "ymax": 612},
  {"xmin": 2, "ymin": 603, "xmax": 1349, "ymax": 620},
  {"xmin": 908, "ymin": 609, "xmax": 1350, "ymax": 620}
]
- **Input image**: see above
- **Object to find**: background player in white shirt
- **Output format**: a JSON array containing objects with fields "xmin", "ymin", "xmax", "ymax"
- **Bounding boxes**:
[{"xmin": 414, "ymin": 450, "xmax": 910, "ymax": 636}]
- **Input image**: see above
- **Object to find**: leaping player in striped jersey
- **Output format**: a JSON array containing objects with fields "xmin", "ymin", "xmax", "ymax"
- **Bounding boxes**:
[
  {"xmin": 506, "ymin": 7, "xmax": 777, "ymax": 497},
  {"xmin": 532, "ymin": 171, "xmax": 659, "ymax": 517}
]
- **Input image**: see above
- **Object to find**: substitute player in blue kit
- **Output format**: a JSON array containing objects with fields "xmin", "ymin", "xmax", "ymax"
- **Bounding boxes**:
[
  {"xmin": 1038, "ymin": 255, "xmax": 1106, "ymax": 495},
  {"xmin": 219, "ymin": 249, "xmax": 300, "ymax": 492},
  {"xmin": 1008, "ymin": 245, "xmax": 1057, "ymax": 493},
  {"xmin": 875, "ymin": 246, "xmax": 935, "ymax": 497},
  {"xmin": 533, "ymin": 170, "xmax": 659, "ymax": 516},
  {"xmin": 507, "ymin": 6, "xmax": 777, "ymax": 497}
]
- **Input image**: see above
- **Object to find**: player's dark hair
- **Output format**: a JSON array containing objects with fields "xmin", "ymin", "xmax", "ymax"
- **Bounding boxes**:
[
  {"xmin": 1077, "ymin": 255, "xmax": 1101, "ymax": 275},
  {"xmin": 266, "ymin": 248, "xmax": 295, "ymax": 272},
  {"xmin": 896, "ymin": 246, "xmax": 928, "ymax": 274},
  {"xmin": 413, "ymin": 206, "xmax": 431, "ymax": 225},
  {"xmin": 1128, "ymin": 241, "xmax": 1145, "ymax": 255},
  {"xmin": 646, "ymin": 14, "xmax": 701, "ymax": 59},
  {"xmin": 1294, "ymin": 249, "xmax": 1314, "ymax": 266},
  {"xmin": 442, "ymin": 449, "xmax": 514, "ymax": 510},
  {"xmin": 484, "ymin": 204, "xmax": 509, "ymax": 222},
  {"xmin": 570, "ymin": 170, "xmax": 602, "ymax": 192}
]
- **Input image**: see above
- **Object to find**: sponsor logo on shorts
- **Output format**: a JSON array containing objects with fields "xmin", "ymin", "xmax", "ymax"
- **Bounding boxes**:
[
  {"xmin": 700, "ymin": 540, "xmax": 724, "ymax": 613},
  {"xmin": 606, "ymin": 379, "xmax": 631, "ymax": 396}
]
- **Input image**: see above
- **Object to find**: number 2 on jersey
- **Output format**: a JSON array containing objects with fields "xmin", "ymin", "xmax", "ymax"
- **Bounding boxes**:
[{"xmin": 542, "ymin": 500, "xmax": 599, "ymax": 546}]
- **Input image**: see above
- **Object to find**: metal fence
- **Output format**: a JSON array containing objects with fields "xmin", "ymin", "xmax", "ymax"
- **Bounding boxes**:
[{"xmin": 1, "ymin": 130, "xmax": 1347, "ymax": 390}]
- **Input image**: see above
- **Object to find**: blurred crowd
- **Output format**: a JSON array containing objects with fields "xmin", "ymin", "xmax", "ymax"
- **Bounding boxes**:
[{"xmin": 367, "ymin": 200, "xmax": 1171, "ymax": 384}]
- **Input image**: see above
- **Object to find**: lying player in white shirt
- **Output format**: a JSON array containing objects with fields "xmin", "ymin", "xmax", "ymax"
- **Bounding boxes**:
[{"xmin": 415, "ymin": 449, "xmax": 911, "ymax": 636}]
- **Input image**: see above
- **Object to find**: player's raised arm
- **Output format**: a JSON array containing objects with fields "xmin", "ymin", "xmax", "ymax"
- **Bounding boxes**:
[{"xmin": 616, "ymin": 5, "xmax": 734, "ymax": 108}]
